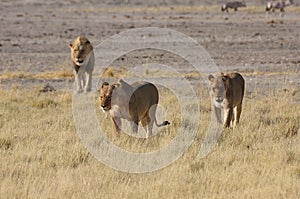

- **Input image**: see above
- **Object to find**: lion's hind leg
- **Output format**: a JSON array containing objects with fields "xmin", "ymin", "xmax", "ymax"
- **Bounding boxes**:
[
  {"xmin": 141, "ymin": 116, "xmax": 150, "ymax": 135},
  {"xmin": 232, "ymin": 103, "xmax": 242, "ymax": 128},
  {"xmin": 236, "ymin": 103, "xmax": 242, "ymax": 125},
  {"xmin": 232, "ymin": 106, "xmax": 237, "ymax": 128},
  {"xmin": 147, "ymin": 116, "xmax": 154, "ymax": 138},
  {"xmin": 147, "ymin": 104, "xmax": 158, "ymax": 137}
]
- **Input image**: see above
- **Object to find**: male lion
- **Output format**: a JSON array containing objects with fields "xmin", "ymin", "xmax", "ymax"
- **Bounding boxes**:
[
  {"xmin": 99, "ymin": 79, "xmax": 170, "ymax": 137},
  {"xmin": 208, "ymin": 72, "xmax": 245, "ymax": 128},
  {"xmin": 69, "ymin": 36, "xmax": 94, "ymax": 93}
]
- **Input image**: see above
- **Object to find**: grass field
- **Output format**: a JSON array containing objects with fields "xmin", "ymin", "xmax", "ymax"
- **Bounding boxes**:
[{"xmin": 0, "ymin": 82, "xmax": 299, "ymax": 198}]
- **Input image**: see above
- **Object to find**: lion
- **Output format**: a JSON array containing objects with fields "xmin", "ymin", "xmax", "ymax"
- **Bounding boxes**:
[
  {"xmin": 208, "ymin": 72, "xmax": 245, "ymax": 128},
  {"xmin": 99, "ymin": 79, "xmax": 170, "ymax": 137},
  {"xmin": 69, "ymin": 36, "xmax": 94, "ymax": 93}
]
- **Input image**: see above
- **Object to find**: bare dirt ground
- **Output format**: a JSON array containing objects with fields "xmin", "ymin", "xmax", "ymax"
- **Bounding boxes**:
[{"xmin": 1, "ymin": 0, "xmax": 299, "ymax": 95}]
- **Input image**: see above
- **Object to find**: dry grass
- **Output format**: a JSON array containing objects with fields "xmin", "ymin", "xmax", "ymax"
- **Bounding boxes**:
[
  {"xmin": 101, "ymin": 66, "xmax": 128, "ymax": 78},
  {"xmin": 78, "ymin": 5, "xmax": 220, "ymax": 14},
  {"xmin": 0, "ymin": 68, "xmax": 295, "ymax": 84},
  {"xmin": 101, "ymin": 66, "xmax": 296, "ymax": 81},
  {"xmin": 1, "ymin": 69, "xmax": 74, "ymax": 80},
  {"xmin": 0, "ymin": 84, "xmax": 299, "ymax": 198}
]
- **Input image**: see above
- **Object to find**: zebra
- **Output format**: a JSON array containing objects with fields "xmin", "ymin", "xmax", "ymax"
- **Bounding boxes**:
[
  {"xmin": 221, "ymin": 1, "xmax": 247, "ymax": 12},
  {"xmin": 266, "ymin": 0, "xmax": 292, "ymax": 17}
]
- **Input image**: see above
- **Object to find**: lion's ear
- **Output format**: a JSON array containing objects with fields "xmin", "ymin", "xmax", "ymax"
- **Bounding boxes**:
[
  {"xmin": 86, "ymin": 40, "xmax": 90, "ymax": 44},
  {"xmin": 117, "ymin": 79, "xmax": 127, "ymax": 87},
  {"xmin": 101, "ymin": 82, "xmax": 109, "ymax": 88},
  {"xmin": 208, "ymin": 74, "xmax": 214, "ymax": 82},
  {"xmin": 118, "ymin": 79, "xmax": 125, "ymax": 84},
  {"xmin": 112, "ymin": 83, "xmax": 120, "ymax": 89},
  {"xmin": 222, "ymin": 75, "xmax": 229, "ymax": 81}
]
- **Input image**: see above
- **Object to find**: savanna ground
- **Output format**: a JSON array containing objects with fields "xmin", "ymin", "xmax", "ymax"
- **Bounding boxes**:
[{"xmin": 1, "ymin": 0, "xmax": 300, "ymax": 198}]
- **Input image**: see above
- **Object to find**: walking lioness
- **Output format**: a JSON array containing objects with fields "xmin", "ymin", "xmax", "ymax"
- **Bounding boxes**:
[
  {"xmin": 208, "ymin": 72, "xmax": 245, "ymax": 128},
  {"xmin": 69, "ymin": 36, "xmax": 94, "ymax": 93},
  {"xmin": 99, "ymin": 79, "xmax": 170, "ymax": 137}
]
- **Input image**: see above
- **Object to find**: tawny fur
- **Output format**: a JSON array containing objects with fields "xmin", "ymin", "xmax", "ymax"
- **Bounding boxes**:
[
  {"xmin": 99, "ymin": 79, "xmax": 170, "ymax": 137},
  {"xmin": 208, "ymin": 72, "xmax": 245, "ymax": 128},
  {"xmin": 69, "ymin": 36, "xmax": 94, "ymax": 93}
]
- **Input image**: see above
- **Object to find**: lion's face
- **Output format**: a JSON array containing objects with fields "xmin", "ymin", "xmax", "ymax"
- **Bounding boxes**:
[
  {"xmin": 69, "ymin": 36, "xmax": 93, "ymax": 67},
  {"xmin": 99, "ymin": 80, "xmax": 133, "ymax": 113},
  {"xmin": 208, "ymin": 74, "xmax": 228, "ymax": 108},
  {"xmin": 99, "ymin": 82, "xmax": 116, "ymax": 112}
]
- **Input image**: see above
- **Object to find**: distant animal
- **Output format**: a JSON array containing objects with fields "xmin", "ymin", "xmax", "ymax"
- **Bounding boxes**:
[
  {"xmin": 69, "ymin": 36, "xmax": 94, "ymax": 93},
  {"xmin": 221, "ymin": 1, "xmax": 246, "ymax": 12},
  {"xmin": 208, "ymin": 72, "xmax": 245, "ymax": 128},
  {"xmin": 99, "ymin": 79, "xmax": 170, "ymax": 137},
  {"xmin": 266, "ymin": 0, "xmax": 292, "ymax": 17}
]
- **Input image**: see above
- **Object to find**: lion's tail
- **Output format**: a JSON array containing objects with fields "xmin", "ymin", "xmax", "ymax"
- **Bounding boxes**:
[{"xmin": 154, "ymin": 118, "xmax": 170, "ymax": 127}]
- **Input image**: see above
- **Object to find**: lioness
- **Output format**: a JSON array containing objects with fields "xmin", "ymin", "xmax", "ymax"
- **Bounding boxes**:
[
  {"xmin": 208, "ymin": 72, "xmax": 245, "ymax": 128},
  {"xmin": 99, "ymin": 79, "xmax": 170, "ymax": 137},
  {"xmin": 69, "ymin": 36, "xmax": 94, "ymax": 93}
]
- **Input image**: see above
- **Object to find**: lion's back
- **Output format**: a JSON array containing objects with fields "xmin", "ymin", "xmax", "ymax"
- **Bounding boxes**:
[
  {"xmin": 132, "ymin": 82, "xmax": 159, "ymax": 114},
  {"xmin": 229, "ymin": 72, "xmax": 245, "ymax": 104}
]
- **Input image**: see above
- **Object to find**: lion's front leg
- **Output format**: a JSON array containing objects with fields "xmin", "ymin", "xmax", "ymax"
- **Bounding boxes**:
[
  {"xmin": 81, "ymin": 74, "xmax": 86, "ymax": 90},
  {"xmin": 84, "ymin": 71, "xmax": 92, "ymax": 93},
  {"xmin": 213, "ymin": 106, "xmax": 222, "ymax": 124},
  {"xmin": 112, "ymin": 117, "xmax": 121, "ymax": 137},
  {"xmin": 84, "ymin": 52, "xmax": 94, "ymax": 93},
  {"xmin": 223, "ymin": 107, "xmax": 233, "ymax": 128},
  {"xmin": 75, "ymin": 73, "xmax": 83, "ymax": 93}
]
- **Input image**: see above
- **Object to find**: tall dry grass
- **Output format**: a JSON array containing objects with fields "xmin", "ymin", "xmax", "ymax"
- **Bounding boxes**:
[{"xmin": 0, "ymin": 84, "xmax": 299, "ymax": 198}]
